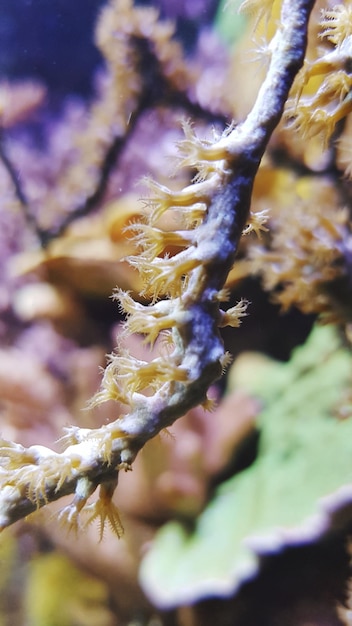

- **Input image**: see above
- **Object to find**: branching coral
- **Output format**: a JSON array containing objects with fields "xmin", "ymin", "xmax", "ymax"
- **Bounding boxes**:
[
  {"xmin": 249, "ymin": 181, "xmax": 352, "ymax": 322},
  {"xmin": 221, "ymin": 2, "xmax": 352, "ymax": 329},
  {"xmin": 8, "ymin": 0, "xmax": 205, "ymax": 244},
  {"xmin": 286, "ymin": 2, "xmax": 352, "ymax": 145},
  {"xmin": 0, "ymin": 0, "xmax": 316, "ymax": 534}
]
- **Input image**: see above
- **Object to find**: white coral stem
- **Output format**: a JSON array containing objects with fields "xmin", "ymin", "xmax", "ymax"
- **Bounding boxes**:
[{"xmin": 0, "ymin": 0, "xmax": 315, "ymax": 531}]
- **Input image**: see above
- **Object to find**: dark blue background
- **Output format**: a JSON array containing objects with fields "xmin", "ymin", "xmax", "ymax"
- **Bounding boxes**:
[{"xmin": 0, "ymin": 0, "xmax": 218, "ymax": 96}]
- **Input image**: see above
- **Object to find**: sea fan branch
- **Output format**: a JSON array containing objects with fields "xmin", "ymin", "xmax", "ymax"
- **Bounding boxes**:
[{"xmin": 0, "ymin": 0, "xmax": 314, "ymax": 533}]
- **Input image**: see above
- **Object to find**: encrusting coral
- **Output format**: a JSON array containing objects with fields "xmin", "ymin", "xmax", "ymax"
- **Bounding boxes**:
[{"xmin": 0, "ymin": 0, "xmax": 317, "ymax": 535}]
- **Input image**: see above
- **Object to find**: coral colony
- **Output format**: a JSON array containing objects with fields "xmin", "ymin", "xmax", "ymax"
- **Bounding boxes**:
[{"xmin": 0, "ymin": 0, "xmax": 352, "ymax": 544}]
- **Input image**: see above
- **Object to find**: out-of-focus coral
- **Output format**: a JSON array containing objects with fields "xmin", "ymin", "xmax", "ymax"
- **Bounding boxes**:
[
  {"xmin": 24, "ymin": 551, "xmax": 116, "ymax": 626},
  {"xmin": 141, "ymin": 325, "xmax": 352, "ymax": 608},
  {"xmin": 0, "ymin": 533, "xmax": 19, "ymax": 626},
  {"xmin": 0, "ymin": 81, "xmax": 46, "ymax": 128},
  {"xmin": 248, "ymin": 174, "xmax": 352, "ymax": 324},
  {"xmin": 0, "ymin": 322, "xmax": 106, "ymax": 447},
  {"xmin": 12, "ymin": 194, "xmax": 146, "ymax": 301}
]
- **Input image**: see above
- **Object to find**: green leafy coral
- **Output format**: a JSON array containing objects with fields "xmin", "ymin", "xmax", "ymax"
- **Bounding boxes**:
[{"xmin": 140, "ymin": 325, "xmax": 352, "ymax": 607}]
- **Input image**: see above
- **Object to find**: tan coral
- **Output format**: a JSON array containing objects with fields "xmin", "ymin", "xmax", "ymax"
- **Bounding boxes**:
[
  {"xmin": 249, "ymin": 178, "xmax": 351, "ymax": 321},
  {"xmin": 285, "ymin": 4, "xmax": 352, "ymax": 146}
]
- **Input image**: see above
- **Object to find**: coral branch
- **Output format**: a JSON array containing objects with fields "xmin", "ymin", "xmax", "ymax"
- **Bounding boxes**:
[{"xmin": 0, "ymin": 0, "xmax": 314, "ymax": 533}]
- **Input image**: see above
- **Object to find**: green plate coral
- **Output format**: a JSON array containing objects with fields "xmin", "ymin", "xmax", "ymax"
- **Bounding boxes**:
[{"xmin": 140, "ymin": 325, "xmax": 352, "ymax": 607}]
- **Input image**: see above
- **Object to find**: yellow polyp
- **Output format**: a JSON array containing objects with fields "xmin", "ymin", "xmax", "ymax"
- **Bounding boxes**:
[
  {"xmin": 127, "ymin": 313, "xmax": 177, "ymax": 345},
  {"xmin": 89, "ymin": 360, "xmax": 130, "ymax": 407},
  {"xmin": 15, "ymin": 466, "xmax": 48, "ymax": 508},
  {"xmin": 115, "ymin": 290, "xmax": 180, "ymax": 343},
  {"xmin": 116, "ymin": 355, "xmax": 189, "ymax": 395},
  {"xmin": 219, "ymin": 300, "xmax": 249, "ymax": 328},
  {"xmin": 57, "ymin": 507, "xmax": 79, "ymax": 537},
  {"xmin": 0, "ymin": 441, "xmax": 42, "ymax": 470},
  {"xmin": 215, "ymin": 288, "xmax": 231, "ymax": 302},
  {"xmin": 100, "ymin": 436, "xmax": 115, "ymax": 466},
  {"xmin": 243, "ymin": 209, "xmax": 270, "ymax": 237},
  {"xmin": 127, "ymin": 223, "xmax": 193, "ymax": 258},
  {"xmin": 245, "ymin": 36, "xmax": 273, "ymax": 72},
  {"xmin": 331, "ymin": 96, "xmax": 352, "ymax": 125},
  {"xmin": 58, "ymin": 476, "xmax": 98, "ymax": 535},
  {"xmin": 290, "ymin": 63, "xmax": 327, "ymax": 106},
  {"xmin": 0, "ymin": 439, "xmax": 24, "ymax": 454},
  {"xmin": 177, "ymin": 203, "xmax": 208, "ymax": 229},
  {"xmin": 133, "ymin": 253, "xmax": 201, "ymax": 299},
  {"xmin": 315, "ymin": 72, "xmax": 352, "ymax": 106},
  {"xmin": 177, "ymin": 134, "xmax": 231, "ymax": 170},
  {"xmin": 84, "ymin": 482, "xmax": 124, "ymax": 541},
  {"xmin": 311, "ymin": 99, "xmax": 352, "ymax": 146},
  {"xmin": 287, "ymin": 102, "xmax": 347, "ymax": 145},
  {"xmin": 201, "ymin": 394, "xmax": 218, "ymax": 412},
  {"xmin": 55, "ymin": 458, "xmax": 77, "ymax": 492},
  {"xmin": 96, "ymin": 424, "xmax": 128, "ymax": 466},
  {"xmin": 291, "ymin": 72, "xmax": 352, "ymax": 127},
  {"xmin": 219, "ymin": 351, "xmax": 233, "ymax": 373},
  {"xmin": 320, "ymin": 6, "xmax": 352, "ymax": 47},
  {"xmin": 113, "ymin": 288, "xmax": 142, "ymax": 316},
  {"xmin": 286, "ymin": 8, "xmax": 352, "ymax": 150},
  {"xmin": 58, "ymin": 502, "xmax": 85, "ymax": 537},
  {"xmin": 144, "ymin": 178, "xmax": 211, "ymax": 224}
]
